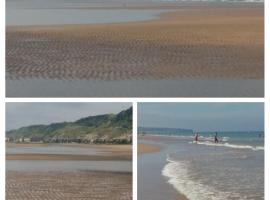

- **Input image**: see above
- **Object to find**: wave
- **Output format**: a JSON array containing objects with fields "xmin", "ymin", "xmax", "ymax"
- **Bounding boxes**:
[
  {"xmin": 195, "ymin": 136, "xmax": 230, "ymax": 142},
  {"xmin": 189, "ymin": 141, "xmax": 264, "ymax": 151},
  {"xmin": 162, "ymin": 155, "xmax": 238, "ymax": 200}
]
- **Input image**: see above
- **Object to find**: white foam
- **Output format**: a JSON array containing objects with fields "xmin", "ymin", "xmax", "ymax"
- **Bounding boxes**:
[
  {"xmin": 190, "ymin": 141, "xmax": 264, "ymax": 151},
  {"xmin": 162, "ymin": 155, "xmax": 237, "ymax": 200}
]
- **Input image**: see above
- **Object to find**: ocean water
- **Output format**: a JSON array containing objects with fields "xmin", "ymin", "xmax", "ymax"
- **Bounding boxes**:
[{"xmin": 139, "ymin": 132, "xmax": 264, "ymax": 200}]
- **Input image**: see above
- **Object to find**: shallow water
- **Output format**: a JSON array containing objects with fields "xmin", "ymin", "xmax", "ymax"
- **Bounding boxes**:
[
  {"xmin": 6, "ymin": 160, "xmax": 132, "ymax": 172},
  {"xmin": 6, "ymin": 8, "xmax": 165, "ymax": 26},
  {"xmin": 6, "ymin": 0, "xmax": 166, "ymax": 26},
  {"xmin": 138, "ymin": 134, "xmax": 264, "ymax": 200},
  {"xmin": 138, "ymin": 144, "xmax": 178, "ymax": 200},
  {"xmin": 6, "ymin": 0, "xmax": 263, "ymax": 26},
  {"xmin": 6, "ymin": 78, "xmax": 264, "ymax": 97}
]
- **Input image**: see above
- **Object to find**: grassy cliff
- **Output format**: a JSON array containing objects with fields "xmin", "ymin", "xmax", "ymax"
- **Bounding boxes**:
[{"xmin": 6, "ymin": 107, "xmax": 132, "ymax": 143}]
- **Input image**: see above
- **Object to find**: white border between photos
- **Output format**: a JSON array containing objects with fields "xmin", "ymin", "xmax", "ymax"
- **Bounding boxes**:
[
  {"xmin": 265, "ymin": 0, "xmax": 269, "ymax": 199},
  {"xmin": 1, "ymin": 1, "xmax": 269, "ymax": 200},
  {"xmin": 1, "ymin": 0, "xmax": 6, "ymax": 198}
]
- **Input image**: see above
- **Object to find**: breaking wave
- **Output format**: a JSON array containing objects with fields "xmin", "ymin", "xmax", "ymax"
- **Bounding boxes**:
[
  {"xmin": 189, "ymin": 141, "xmax": 264, "ymax": 151},
  {"xmin": 161, "ymin": 155, "xmax": 241, "ymax": 200}
]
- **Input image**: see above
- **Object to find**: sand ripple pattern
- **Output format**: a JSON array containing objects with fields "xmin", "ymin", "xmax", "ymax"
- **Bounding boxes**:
[
  {"xmin": 6, "ymin": 8, "xmax": 264, "ymax": 80},
  {"xmin": 6, "ymin": 171, "xmax": 132, "ymax": 200}
]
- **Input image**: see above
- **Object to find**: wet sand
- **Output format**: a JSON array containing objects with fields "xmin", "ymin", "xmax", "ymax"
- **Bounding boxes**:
[
  {"xmin": 138, "ymin": 143, "xmax": 189, "ymax": 199},
  {"xmin": 6, "ymin": 3, "xmax": 264, "ymax": 97},
  {"xmin": 6, "ymin": 143, "xmax": 132, "ymax": 199},
  {"xmin": 6, "ymin": 171, "xmax": 132, "ymax": 200},
  {"xmin": 6, "ymin": 153, "xmax": 131, "ymax": 160},
  {"xmin": 138, "ymin": 143, "xmax": 161, "ymax": 154},
  {"xmin": 6, "ymin": 143, "xmax": 132, "ymax": 160},
  {"xmin": 138, "ymin": 140, "xmax": 188, "ymax": 200}
]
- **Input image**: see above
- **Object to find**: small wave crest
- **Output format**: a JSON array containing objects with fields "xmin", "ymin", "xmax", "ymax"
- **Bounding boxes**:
[
  {"xmin": 189, "ymin": 141, "xmax": 264, "ymax": 151},
  {"xmin": 162, "ymin": 155, "xmax": 235, "ymax": 200}
]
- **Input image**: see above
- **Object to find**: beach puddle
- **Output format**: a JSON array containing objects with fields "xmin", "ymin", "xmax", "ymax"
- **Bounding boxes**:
[
  {"xmin": 6, "ymin": 160, "xmax": 132, "ymax": 172},
  {"xmin": 7, "ymin": 5, "xmax": 165, "ymax": 26},
  {"xmin": 6, "ymin": 78, "xmax": 264, "ymax": 97}
]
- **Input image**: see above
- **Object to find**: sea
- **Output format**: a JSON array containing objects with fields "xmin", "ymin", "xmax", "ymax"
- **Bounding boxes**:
[{"xmin": 138, "ymin": 131, "xmax": 264, "ymax": 200}]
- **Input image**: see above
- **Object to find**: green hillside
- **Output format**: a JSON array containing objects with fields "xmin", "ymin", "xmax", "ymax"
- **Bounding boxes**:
[{"xmin": 6, "ymin": 107, "xmax": 132, "ymax": 144}]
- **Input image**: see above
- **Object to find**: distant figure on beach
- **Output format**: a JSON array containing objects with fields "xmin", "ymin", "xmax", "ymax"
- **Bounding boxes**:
[
  {"xmin": 214, "ymin": 132, "xmax": 219, "ymax": 143},
  {"xmin": 194, "ymin": 133, "xmax": 199, "ymax": 142}
]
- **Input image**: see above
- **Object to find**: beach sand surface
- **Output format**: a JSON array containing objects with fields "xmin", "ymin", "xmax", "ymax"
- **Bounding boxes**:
[
  {"xmin": 138, "ymin": 141, "xmax": 188, "ymax": 200},
  {"xmin": 138, "ymin": 143, "xmax": 161, "ymax": 154},
  {"xmin": 6, "ymin": 3, "xmax": 264, "ymax": 97},
  {"xmin": 6, "ymin": 143, "xmax": 132, "ymax": 200},
  {"xmin": 6, "ymin": 143, "xmax": 132, "ymax": 160},
  {"xmin": 6, "ymin": 171, "xmax": 132, "ymax": 200}
]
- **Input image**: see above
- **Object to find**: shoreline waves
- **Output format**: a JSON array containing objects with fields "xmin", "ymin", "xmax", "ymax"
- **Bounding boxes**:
[
  {"xmin": 162, "ymin": 155, "xmax": 235, "ymax": 200},
  {"xmin": 139, "ymin": 133, "xmax": 264, "ymax": 200}
]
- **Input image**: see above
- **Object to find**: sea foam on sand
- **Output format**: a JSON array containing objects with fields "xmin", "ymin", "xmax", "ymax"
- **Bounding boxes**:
[
  {"xmin": 189, "ymin": 141, "xmax": 264, "ymax": 151},
  {"xmin": 161, "ymin": 155, "xmax": 242, "ymax": 200}
]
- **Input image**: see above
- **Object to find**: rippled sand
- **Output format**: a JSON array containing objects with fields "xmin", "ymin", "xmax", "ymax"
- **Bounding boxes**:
[
  {"xmin": 6, "ymin": 171, "xmax": 132, "ymax": 200},
  {"xmin": 6, "ymin": 4, "xmax": 264, "ymax": 97}
]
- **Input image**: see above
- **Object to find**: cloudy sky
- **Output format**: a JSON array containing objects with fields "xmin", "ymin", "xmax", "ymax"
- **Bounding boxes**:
[
  {"xmin": 138, "ymin": 103, "xmax": 264, "ymax": 132},
  {"xmin": 6, "ymin": 102, "xmax": 132, "ymax": 130}
]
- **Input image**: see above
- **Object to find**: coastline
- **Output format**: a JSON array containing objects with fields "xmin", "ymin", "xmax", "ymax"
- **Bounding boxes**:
[
  {"xmin": 138, "ymin": 140, "xmax": 189, "ymax": 200},
  {"xmin": 138, "ymin": 134, "xmax": 264, "ymax": 200}
]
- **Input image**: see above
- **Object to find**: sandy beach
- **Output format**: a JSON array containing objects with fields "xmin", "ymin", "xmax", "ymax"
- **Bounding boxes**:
[
  {"xmin": 6, "ymin": 143, "xmax": 132, "ymax": 160},
  {"xmin": 6, "ymin": 3, "xmax": 264, "ymax": 97},
  {"xmin": 6, "ymin": 143, "xmax": 132, "ymax": 200},
  {"xmin": 6, "ymin": 171, "xmax": 132, "ymax": 200},
  {"xmin": 138, "ymin": 140, "xmax": 188, "ymax": 200}
]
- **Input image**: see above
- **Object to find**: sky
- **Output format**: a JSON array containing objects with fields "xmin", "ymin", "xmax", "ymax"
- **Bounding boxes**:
[
  {"xmin": 6, "ymin": 102, "xmax": 132, "ymax": 131},
  {"xmin": 138, "ymin": 103, "xmax": 264, "ymax": 132}
]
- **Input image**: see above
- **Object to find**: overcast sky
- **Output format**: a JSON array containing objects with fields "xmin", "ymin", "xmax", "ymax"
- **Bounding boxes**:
[
  {"xmin": 138, "ymin": 103, "xmax": 264, "ymax": 132},
  {"xmin": 6, "ymin": 102, "xmax": 132, "ymax": 131}
]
